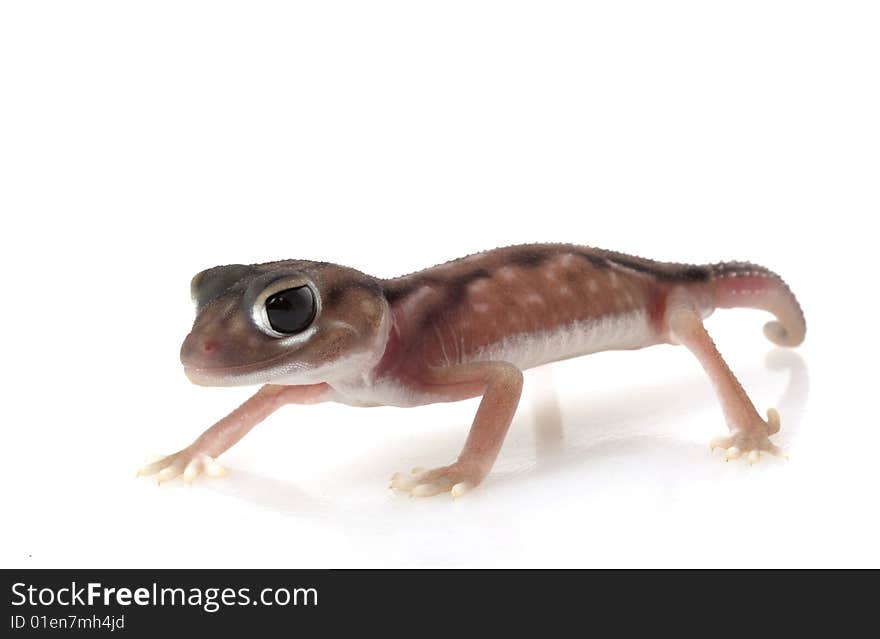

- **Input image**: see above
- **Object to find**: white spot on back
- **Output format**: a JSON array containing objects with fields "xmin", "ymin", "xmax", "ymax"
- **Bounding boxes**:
[
  {"xmin": 556, "ymin": 253, "xmax": 578, "ymax": 268},
  {"xmin": 469, "ymin": 279, "xmax": 491, "ymax": 294},
  {"xmin": 399, "ymin": 285, "xmax": 438, "ymax": 318},
  {"xmin": 497, "ymin": 266, "xmax": 519, "ymax": 282}
]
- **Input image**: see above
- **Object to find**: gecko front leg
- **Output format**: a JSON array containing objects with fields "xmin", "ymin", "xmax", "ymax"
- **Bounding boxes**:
[
  {"xmin": 667, "ymin": 302, "xmax": 785, "ymax": 463},
  {"xmin": 138, "ymin": 383, "xmax": 328, "ymax": 484},
  {"xmin": 390, "ymin": 362, "xmax": 523, "ymax": 498}
]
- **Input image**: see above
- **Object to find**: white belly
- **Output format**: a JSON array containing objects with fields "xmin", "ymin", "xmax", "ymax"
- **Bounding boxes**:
[
  {"xmin": 330, "ymin": 310, "xmax": 657, "ymax": 407},
  {"xmin": 463, "ymin": 310, "xmax": 656, "ymax": 371}
]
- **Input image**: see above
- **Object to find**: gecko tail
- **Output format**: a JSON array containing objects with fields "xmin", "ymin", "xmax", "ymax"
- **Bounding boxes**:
[{"xmin": 709, "ymin": 262, "xmax": 806, "ymax": 347}]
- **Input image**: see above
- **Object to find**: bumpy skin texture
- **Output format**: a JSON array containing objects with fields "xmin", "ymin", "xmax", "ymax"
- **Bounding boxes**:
[{"xmin": 139, "ymin": 244, "xmax": 806, "ymax": 496}]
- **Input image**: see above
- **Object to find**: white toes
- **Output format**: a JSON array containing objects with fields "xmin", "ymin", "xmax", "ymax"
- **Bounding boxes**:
[
  {"xmin": 204, "ymin": 457, "xmax": 227, "ymax": 477},
  {"xmin": 182, "ymin": 458, "xmax": 202, "ymax": 484},
  {"xmin": 390, "ymin": 471, "xmax": 421, "ymax": 491},
  {"xmin": 390, "ymin": 468, "xmax": 478, "ymax": 498},
  {"xmin": 139, "ymin": 451, "xmax": 224, "ymax": 485},
  {"xmin": 451, "ymin": 482, "xmax": 473, "ymax": 498},
  {"xmin": 411, "ymin": 482, "xmax": 447, "ymax": 498},
  {"xmin": 391, "ymin": 464, "xmax": 481, "ymax": 498},
  {"xmin": 710, "ymin": 409, "xmax": 787, "ymax": 465},
  {"xmin": 766, "ymin": 408, "xmax": 781, "ymax": 435},
  {"xmin": 769, "ymin": 444, "xmax": 789, "ymax": 460},
  {"xmin": 136, "ymin": 456, "xmax": 166, "ymax": 477},
  {"xmin": 156, "ymin": 465, "xmax": 182, "ymax": 484}
]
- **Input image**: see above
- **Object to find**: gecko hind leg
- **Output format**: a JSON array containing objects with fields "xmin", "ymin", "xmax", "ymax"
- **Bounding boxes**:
[{"xmin": 667, "ymin": 304, "xmax": 787, "ymax": 464}]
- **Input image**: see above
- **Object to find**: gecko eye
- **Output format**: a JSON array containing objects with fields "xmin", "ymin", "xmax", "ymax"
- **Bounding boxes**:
[{"xmin": 264, "ymin": 286, "xmax": 317, "ymax": 335}]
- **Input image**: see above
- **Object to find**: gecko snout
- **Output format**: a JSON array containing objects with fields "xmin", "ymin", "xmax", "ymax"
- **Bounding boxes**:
[
  {"xmin": 180, "ymin": 332, "xmax": 228, "ymax": 369},
  {"xmin": 201, "ymin": 339, "xmax": 220, "ymax": 353}
]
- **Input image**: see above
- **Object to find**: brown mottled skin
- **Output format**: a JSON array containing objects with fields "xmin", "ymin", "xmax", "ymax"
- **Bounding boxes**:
[{"xmin": 140, "ymin": 244, "xmax": 806, "ymax": 497}]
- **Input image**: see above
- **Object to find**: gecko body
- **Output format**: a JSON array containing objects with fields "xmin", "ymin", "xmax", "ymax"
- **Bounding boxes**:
[{"xmin": 143, "ymin": 243, "xmax": 805, "ymax": 496}]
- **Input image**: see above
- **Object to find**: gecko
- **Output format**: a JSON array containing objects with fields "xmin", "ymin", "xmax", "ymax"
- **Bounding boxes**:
[{"xmin": 139, "ymin": 243, "xmax": 806, "ymax": 497}]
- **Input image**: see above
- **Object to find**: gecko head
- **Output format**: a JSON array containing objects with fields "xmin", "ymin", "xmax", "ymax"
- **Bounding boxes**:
[{"xmin": 180, "ymin": 260, "xmax": 391, "ymax": 386}]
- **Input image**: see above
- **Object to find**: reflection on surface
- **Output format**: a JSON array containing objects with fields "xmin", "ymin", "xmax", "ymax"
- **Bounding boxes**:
[
  {"xmin": 765, "ymin": 348, "xmax": 810, "ymax": 435},
  {"xmin": 530, "ymin": 364, "xmax": 564, "ymax": 459},
  {"xmin": 208, "ymin": 468, "xmax": 334, "ymax": 518}
]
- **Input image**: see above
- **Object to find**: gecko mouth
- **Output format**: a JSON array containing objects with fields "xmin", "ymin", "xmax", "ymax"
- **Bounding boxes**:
[{"xmin": 182, "ymin": 352, "xmax": 308, "ymax": 386}]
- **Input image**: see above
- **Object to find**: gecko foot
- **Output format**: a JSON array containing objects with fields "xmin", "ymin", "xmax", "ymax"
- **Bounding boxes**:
[
  {"xmin": 136, "ymin": 449, "xmax": 227, "ymax": 484},
  {"xmin": 710, "ymin": 408, "xmax": 788, "ymax": 464},
  {"xmin": 389, "ymin": 461, "xmax": 485, "ymax": 498}
]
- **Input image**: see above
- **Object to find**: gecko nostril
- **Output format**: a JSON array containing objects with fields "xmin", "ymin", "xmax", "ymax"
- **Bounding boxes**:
[{"xmin": 202, "ymin": 339, "xmax": 220, "ymax": 354}]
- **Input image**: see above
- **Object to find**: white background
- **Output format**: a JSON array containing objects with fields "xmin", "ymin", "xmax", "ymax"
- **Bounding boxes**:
[{"xmin": 1, "ymin": 2, "xmax": 877, "ymax": 568}]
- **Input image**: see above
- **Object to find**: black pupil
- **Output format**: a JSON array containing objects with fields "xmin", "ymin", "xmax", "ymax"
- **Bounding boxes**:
[{"xmin": 265, "ymin": 286, "xmax": 316, "ymax": 334}]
